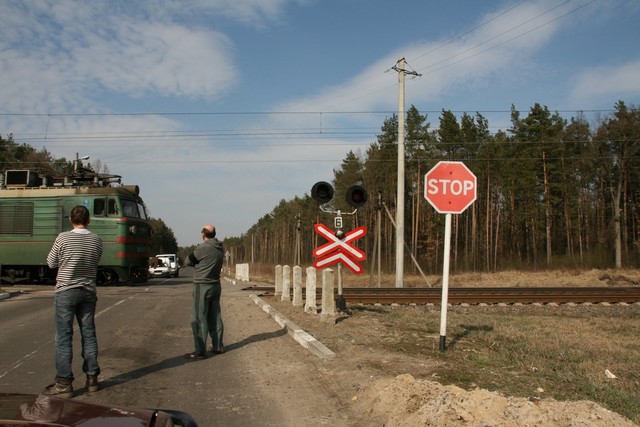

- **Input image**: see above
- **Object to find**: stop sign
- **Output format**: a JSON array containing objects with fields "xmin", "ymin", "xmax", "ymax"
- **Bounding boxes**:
[{"xmin": 424, "ymin": 161, "xmax": 477, "ymax": 214}]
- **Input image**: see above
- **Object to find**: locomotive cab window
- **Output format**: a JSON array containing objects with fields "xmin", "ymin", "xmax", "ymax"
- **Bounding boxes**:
[
  {"xmin": 137, "ymin": 202, "xmax": 148, "ymax": 220},
  {"xmin": 108, "ymin": 199, "xmax": 119, "ymax": 215},
  {"xmin": 122, "ymin": 200, "xmax": 138, "ymax": 218},
  {"xmin": 94, "ymin": 198, "xmax": 106, "ymax": 216}
]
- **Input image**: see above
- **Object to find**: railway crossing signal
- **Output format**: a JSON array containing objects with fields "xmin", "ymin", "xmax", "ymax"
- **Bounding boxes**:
[
  {"xmin": 345, "ymin": 185, "xmax": 367, "ymax": 208},
  {"xmin": 310, "ymin": 180, "xmax": 369, "ymax": 313},
  {"xmin": 313, "ymin": 224, "xmax": 367, "ymax": 274},
  {"xmin": 311, "ymin": 181, "xmax": 334, "ymax": 204},
  {"xmin": 311, "ymin": 181, "xmax": 368, "ymax": 209}
]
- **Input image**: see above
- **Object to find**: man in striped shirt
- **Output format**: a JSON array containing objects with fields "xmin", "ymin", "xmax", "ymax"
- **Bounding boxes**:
[{"xmin": 43, "ymin": 205, "xmax": 103, "ymax": 397}]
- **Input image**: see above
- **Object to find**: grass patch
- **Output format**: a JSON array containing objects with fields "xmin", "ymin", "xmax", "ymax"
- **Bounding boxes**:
[
  {"xmin": 254, "ymin": 265, "xmax": 640, "ymax": 423},
  {"xmin": 372, "ymin": 303, "xmax": 640, "ymax": 424}
]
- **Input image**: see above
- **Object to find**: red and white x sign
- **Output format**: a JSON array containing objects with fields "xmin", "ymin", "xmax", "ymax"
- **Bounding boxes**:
[{"xmin": 312, "ymin": 224, "xmax": 367, "ymax": 274}]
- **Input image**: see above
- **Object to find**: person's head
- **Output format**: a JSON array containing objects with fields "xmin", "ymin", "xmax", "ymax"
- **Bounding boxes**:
[
  {"xmin": 201, "ymin": 224, "xmax": 216, "ymax": 240},
  {"xmin": 69, "ymin": 205, "xmax": 90, "ymax": 227}
]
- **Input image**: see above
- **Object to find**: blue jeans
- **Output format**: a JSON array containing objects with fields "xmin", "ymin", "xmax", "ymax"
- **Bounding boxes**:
[{"xmin": 54, "ymin": 287, "xmax": 100, "ymax": 382}]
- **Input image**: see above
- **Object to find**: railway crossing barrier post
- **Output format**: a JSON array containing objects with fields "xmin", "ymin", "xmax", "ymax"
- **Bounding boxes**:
[
  {"xmin": 235, "ymin": 263, "xmax": 250, "ymax": 281},
  {"xmin": 281, "ymin": 265, "xmax": 291, "ymax": 302},
  {"xmin": 275, "ymin": 265, "xmax": 283, "ymax": 297},
  {"xmin": 304, "ymin": 267, "xmax": 318, "ymax": 314},
  {"xmin": 320, "ymin": 268, "xmax": 336, "ymax": 322},
  {"xmin": 292, "ymin": 266, "xmax": 303, "ymax": 307}
]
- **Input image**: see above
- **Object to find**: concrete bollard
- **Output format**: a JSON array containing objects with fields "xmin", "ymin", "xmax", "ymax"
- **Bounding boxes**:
[
  {"xmin": 281, "ymin": 265, "xmax": 291, "ymax": 302},
  {"xmin": 320, "ymin": 268, "xmax": 335, "ymax": 322},
  {"xmin": 292, "ymin": 266, "xmax": 303, "ymax": 307},
  {"xmin": 304, "ymin": 267, "xmax": 317, "ymax": 314},
  {"xmin": 275, "ymin": 265, "xmax": 283, "ymax": 297},
  {"xmin": 235, "ymin": 263, "xmax": 250, "ymax": 281}
]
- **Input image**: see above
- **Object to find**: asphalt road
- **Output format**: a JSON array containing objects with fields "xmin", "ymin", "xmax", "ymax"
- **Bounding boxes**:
[{"xmin": 0, "ymin": 269, "xmax": 354, "ymax": 426}]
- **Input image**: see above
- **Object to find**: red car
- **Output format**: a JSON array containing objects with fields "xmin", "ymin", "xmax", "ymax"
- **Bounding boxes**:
[{"xmin": 0, "ymin": 393, "xmax": 198, "ymax": 427}]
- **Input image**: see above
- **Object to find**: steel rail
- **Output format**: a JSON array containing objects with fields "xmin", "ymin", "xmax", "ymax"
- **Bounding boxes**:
[{"xmin": 245, "ymin": 286, "xmax": 640, "ymax": 305}]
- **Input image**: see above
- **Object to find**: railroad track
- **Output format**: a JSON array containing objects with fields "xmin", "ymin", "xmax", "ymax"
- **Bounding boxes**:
[{"xmin": 244, "ymin": 286, "xmax": 640, "ymax": 305}]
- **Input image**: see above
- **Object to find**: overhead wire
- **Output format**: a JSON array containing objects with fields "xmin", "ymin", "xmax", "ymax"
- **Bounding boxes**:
[
  {"xmin": 417, "ymin": 0, "xmax": 599, "ymax": 76},
  {"xmin": 0, "ymin": 0, "xmax": 614, "ymax": 165},
  {"xmin": 410, "ymin": 0, "xmax": 530, "ymax": 63}
]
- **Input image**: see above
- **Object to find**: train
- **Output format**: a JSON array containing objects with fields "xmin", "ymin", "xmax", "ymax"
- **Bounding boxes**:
[{"xmin": 0, "ymin": 168, "xmax": 152, "ymax": 285}]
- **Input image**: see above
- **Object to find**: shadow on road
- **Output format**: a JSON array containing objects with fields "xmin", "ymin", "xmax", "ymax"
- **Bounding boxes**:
[
  {"xmin": 99, "ymin": 329, "xmax": 288, "ymax": 390},
  {"xmin": 224, "ymin": 328, "xmax": 287, "ymax": 353}
]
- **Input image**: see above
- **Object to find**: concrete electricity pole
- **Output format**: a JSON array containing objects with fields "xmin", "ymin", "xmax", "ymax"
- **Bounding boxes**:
[
  {"xmin": 394, "ymin": 58, "xmax": 406, "ymax": 288},
  {"xmin": 391, "ymin": 58, "xmax": 420, "ymax": 288}
]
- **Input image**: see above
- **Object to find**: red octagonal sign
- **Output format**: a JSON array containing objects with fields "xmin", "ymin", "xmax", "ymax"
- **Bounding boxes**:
[{"xmin": 425, "ymin": 161, "xmax": 477, "ymax": 214}]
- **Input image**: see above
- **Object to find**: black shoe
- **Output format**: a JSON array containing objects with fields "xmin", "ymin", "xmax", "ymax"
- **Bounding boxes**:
[
  {"xmin": 86, "ymin": 374, "xmax": 99, "ymax": 392},
  {"xmin": 209, "ymin": 347, "xmax": 225, "ymax": 354},
  {"xmin": 183, "ymin": 352, "xmax": 206, "ymax": 360}
]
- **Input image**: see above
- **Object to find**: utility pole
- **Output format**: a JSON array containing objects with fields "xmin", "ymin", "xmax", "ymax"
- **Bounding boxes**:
[
  {"xmin": 394, "ymin": 58, "xmax": 406, "ymax": 288},
  {"xmin": 294, "ymin": 213, "xmax": 301, "ymax": 266},
  {"xmin": 391, "ymin": 58, "xmax": 420, "ymax": 288}
]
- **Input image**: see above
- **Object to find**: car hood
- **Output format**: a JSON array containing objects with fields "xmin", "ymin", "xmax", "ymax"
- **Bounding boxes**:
[{"xmin": 0, "ymin": 393, "xmax": 196, "ymax": 426}]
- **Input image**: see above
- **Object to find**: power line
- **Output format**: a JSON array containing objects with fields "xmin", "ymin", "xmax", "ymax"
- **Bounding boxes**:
[
  {"xmin": 417, "ymin": 0, "xmax": 599, "ymax": 76},
  {"xmin": 327, "ymin": 0, "xmax": 598, "ymax": 109},
  {"xmin": 0, "ymin": 108, "xmax": 618, "ymax": 118},
  {"xmin": 410, "ymin": 0, "xmax": 530, "ymax": 63}
]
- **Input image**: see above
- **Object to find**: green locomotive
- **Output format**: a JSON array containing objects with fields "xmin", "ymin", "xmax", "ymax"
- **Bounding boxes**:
[{"xmin": 0, "ymin": 169, "xmax": 152, "ymax": 285}]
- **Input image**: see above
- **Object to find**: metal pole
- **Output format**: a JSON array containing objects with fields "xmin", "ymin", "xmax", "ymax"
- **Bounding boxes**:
[
  {"xmin": 294, "ymin": 224, "xmax": 299, "ymax": 266},
  {"xmin": 439, "ymin": 213, "xmax": 452, "ymax": 352},
  {"xmin": 369, "ymin": 192, "xmax": 382, "ymax": 288},
  {"xmin": 395, "ymin": 58, "xmax": 406, "ymax": 288},
  {"xmin": 377, "ymin": 192, "xmax": 382, "ymax": 288}
]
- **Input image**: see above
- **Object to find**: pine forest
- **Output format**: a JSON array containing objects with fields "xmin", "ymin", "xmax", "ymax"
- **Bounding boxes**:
[{"xmin": 229, "ymin": 101, "xmax": 640, "ymax": 274}]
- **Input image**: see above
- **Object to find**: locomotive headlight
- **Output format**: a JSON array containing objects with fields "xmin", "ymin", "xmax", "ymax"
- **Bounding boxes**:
[{"xmin": 129, "ymin": 225, "xmax": 138, "ymax": 235}]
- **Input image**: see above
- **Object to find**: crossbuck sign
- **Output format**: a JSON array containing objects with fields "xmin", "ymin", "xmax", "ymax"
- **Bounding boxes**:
[{"xmin": 313, "ymin": 224, "xmax": 367, "ymax": 274}]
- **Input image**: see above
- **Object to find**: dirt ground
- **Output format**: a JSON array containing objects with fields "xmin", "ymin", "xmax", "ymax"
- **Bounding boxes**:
[{"xmin": 258, "ymin": 269, "xmax": 640, "ymax": 427}]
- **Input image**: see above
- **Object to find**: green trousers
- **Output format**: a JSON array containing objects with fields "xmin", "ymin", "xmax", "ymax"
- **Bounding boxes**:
[{"xmin": 191, "ymin": 282, "xmax": 224, "ymax": 355}]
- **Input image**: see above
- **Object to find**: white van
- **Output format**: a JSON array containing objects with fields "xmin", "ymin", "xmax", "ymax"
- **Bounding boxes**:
[{"xmin": 151, "ymin": 254, "xmax": 179, "ymax": 278}]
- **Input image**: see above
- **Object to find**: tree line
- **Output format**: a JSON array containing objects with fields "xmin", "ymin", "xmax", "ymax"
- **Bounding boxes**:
[{"xmin": 228, "ymin": 100, "xmax": 640, "ymax": 274}]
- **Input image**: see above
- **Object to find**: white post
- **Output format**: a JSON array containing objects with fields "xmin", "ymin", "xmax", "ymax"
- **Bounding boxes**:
[
  {"xmin": 292, "ymin": 266, "xmax": 303, "ymax": 307},
  {"xmin": 439, "ymin": 213, "xmax": 452, "ymax": 352},
  {"xmin": 274, "ymin": 265, "xmax": 283, "ymax": 297},
  {"xmin": 281, "ymin": 265, "xmax": 291, "ymax": 302},
  {"xmin": 304, "ymin": 267, "xmax": 317, "ymax": 314},
  {"xmin": 320, "ymin": 268, "xmax": 335, "ymax": 322}
]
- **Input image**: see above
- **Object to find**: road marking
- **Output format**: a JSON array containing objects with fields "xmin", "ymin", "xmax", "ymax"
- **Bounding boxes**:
[{"xmin": 0, "ymin": 296, "xmax": 131, "ymax": 379}]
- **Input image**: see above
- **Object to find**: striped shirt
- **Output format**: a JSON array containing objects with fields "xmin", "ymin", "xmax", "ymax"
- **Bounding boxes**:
[{"xmin": 47, "ymin": 228, "xmax": 103, "ymax": 293}]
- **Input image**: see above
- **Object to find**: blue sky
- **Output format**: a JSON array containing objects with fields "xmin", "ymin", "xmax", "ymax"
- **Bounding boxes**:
[{"xmin": 1, "ymin": 0, "xmax": 639, "ymax": 246}]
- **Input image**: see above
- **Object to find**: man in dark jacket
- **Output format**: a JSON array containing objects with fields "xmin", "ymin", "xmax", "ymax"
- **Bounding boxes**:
[{"xmin": 183, "ymin": 224, "xmax": 225, "ymax": 359}]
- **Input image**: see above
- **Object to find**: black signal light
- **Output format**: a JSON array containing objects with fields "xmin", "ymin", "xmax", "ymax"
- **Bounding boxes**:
[
  {"xmin": 311, "ymin": 181, "xmax": 334, "ymax": 204},
  {"xmin": 346, "ymin": 185, "xmax": 368, "ymax": 208}
]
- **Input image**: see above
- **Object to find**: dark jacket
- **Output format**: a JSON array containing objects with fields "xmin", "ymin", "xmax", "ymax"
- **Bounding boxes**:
[{"xmin": 185, "ymin": 238, "xmax": 224, "ymax": 284}]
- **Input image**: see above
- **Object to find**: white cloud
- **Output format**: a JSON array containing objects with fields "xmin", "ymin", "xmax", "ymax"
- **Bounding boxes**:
[
  {"xmin": 569, "ymin": 60, "xmax": 640, "ymax": 106},
  {"xmin": 272, "ymin": 0, "xmax": 564, "ymax": 125},
  {"xmin": 78, "ymin": 21, "xmax": 237, "ymax": 99},
  {"xmin": 0, "ymin": 0, "xmax": 306, "ymax": 119}
]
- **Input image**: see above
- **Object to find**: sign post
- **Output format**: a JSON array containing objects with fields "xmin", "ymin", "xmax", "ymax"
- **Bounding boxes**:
[{"xmin": 424, "ymin": 161, "xmax": 477, "ymax": 351}]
